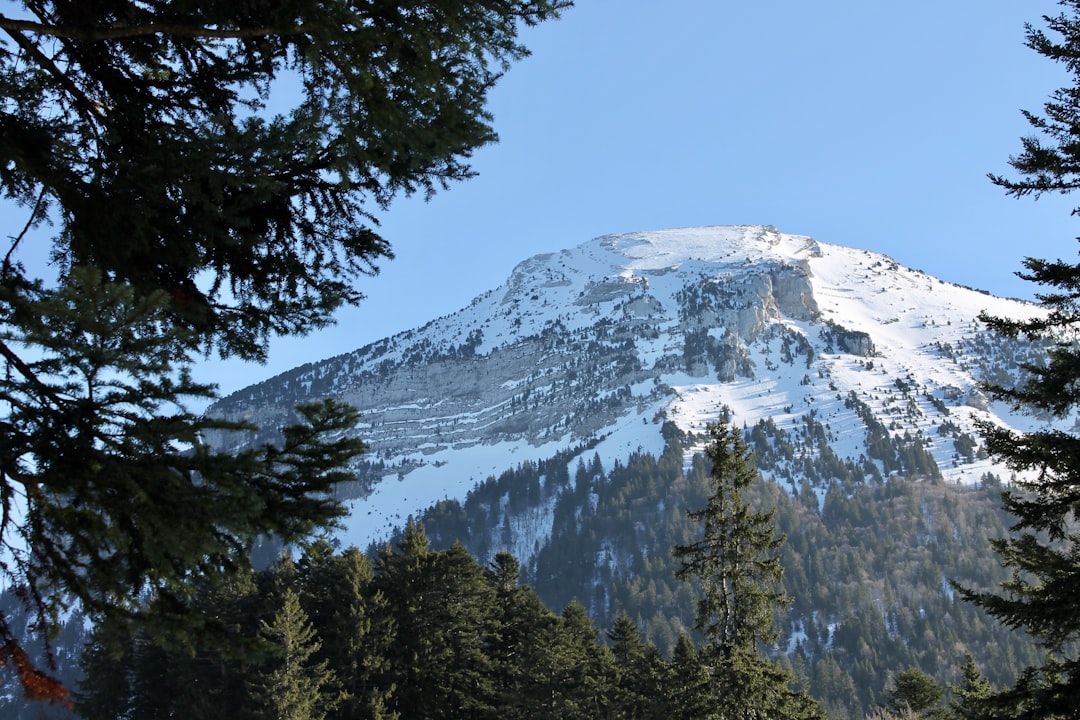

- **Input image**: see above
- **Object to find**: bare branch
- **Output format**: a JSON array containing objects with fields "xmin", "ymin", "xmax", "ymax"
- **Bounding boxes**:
[{"xmin": 4, "ymin": 186, "xmax": 48, "ymax": 277}]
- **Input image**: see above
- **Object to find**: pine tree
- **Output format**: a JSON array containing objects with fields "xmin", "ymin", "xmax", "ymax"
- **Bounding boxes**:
[
  {"xmin": 485, "ymin": 552, "xmax": 554, "ymax": 717},
  {"xmin": 607, "ymin": 611, "xmax": 649, "ymax": 718},
  {"xmin": 296, "ymin": 540, "xmax": 396, "ymax": 719},
  {"xmin": 75, "ymin": 630, "xmax": 136, "ymax": 720},
  {"xmin": 953, "ymin": 2, "xmax": 1080, "ymax": 715},
  {"xmin": 880, "ymin": 667, "xmax": 945, "ymax": 720},
  {"xmin": 607, "ymin": 612, "xmax": 669, "ymax": 720},
  {"xmin": 0, "ymin": 269, "xmax": 363, "ymax": 702},
  {"xmin": 948, "ymin": 654, "xmax": 994, "ymax": 720},
  {"xmin": 253, "ymin": 588, "xmax": 339, "ymax": 720},
  {"xmin": 673, "ymin": 422, "xmax": 823, "ymax": 719},
  {"xmin": 77, "ymin": 566, "xmax": 266, "ymax": 720},
  {"xmin": 374, "ymin": 521, "xmax": 500, "ymax": 719},
  {"xmin": 546, "ymin": 600, "xmax": 617, "ymax": 719},
  {"xmin": 0, "ymin": 0, "xmax": 570, "ymax": 697},
  {"xmin": 664, "ymin": 634, "xmax": 713, "ymax": 720},
  {"xmin": 0, "ymin": 0, "xmax": 572, "ymax": 360}
]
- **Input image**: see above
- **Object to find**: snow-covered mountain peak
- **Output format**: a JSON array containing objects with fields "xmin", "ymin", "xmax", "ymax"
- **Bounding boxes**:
[
  {"xmin": 208, "ymin": 225, "xmax": 1055, "ymax": 550},
  {"xmin": 511, "ymin": 225, "xmax": 819, "ymax": 287},
  {"xmin": 596, "ymin": 225, "xmax": 819, "ymax": 269}
]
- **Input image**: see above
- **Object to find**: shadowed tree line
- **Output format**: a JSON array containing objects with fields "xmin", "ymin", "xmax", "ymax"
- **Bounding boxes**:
[{"xmin": 76, "ymin": 424, "xmax": 824, "ymax": 720}]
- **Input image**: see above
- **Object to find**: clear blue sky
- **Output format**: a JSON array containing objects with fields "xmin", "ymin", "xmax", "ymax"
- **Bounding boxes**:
[{"xmin": 204, "ymin": 0, "xmax": 1077, "ymax": 397}]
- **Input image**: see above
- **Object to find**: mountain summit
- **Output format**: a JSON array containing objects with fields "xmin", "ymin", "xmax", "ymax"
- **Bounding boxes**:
[{"xmin": 208, "ymin": 225, "xmax": 1050, "ymax": 550}]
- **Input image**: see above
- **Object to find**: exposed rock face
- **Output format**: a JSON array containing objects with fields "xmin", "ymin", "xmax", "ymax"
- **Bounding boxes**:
[
  {"xmin": 821, "ymin": 323, "xmax": 875, "ymax": 357},
  {"xmin": 208, "ymin": 228, "xmax": 831, "ymax": 460},
  {"xmin": 207, "ymin": 225, "xmax": 1051, "ymax": 544},
  {"xmin": 772, "ymin": 261, "xmax": 818, "ymax": 320}
]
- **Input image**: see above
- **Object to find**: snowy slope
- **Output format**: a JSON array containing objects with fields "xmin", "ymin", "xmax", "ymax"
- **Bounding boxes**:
[{"xmin": 209, "ymin": 225, "xmax": 1055, "ymax": 551}]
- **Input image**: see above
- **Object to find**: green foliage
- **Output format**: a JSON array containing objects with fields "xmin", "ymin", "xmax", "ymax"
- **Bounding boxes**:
[
  {"xmin": 664, "ymin": 634, "xmax": 714, "ymax": 720},
  {"xmin": 606, "ymin": 612, "xmax": 664, "ymax": 718},
  {"xmin": 948, "ymin": 654, "xmax": 994, "ymax": 720},
  {"xmin": 77, "ymin": 566, "xmax": 266, "ymax": 720},
  {"xmin": 296, "ymin": 539, "xmax": 395, "ymax": 718},
  {"xmin": 674, "ymin": 423, "xmax": 788, "ymax": 656},
  {"xmin": 415, "ymin": 428, "xmax": 1041, "ymax": 718},
  {"xmin": 879, "ymin": 667, "xmax": 945, "ymax": 720},
  {"xmin": 0, "ymin": 0, "xmax": 569, "ymax": 698},
  {"xmin": 674, "ymin": 422, "xmax": 823, "ymax": 719},
  {"xmin": 954, "ymin": 1, "xmax": 1080, "ymax": 716},
  {"xmin": 0, "ymin": 268, "xmax": 364, "ymax": 695},
  {"xmin": 374, "ymin": 524, "xmax": 501, "ymax": 719},
  {"xmin": 78, "ymin": 540, "xmax": 642, "ymax": 720},
  {"xmin": 0, "ymin": 0, "xmax": 571, "ymax": 359},
  {"xmin": 71, "ymin": 463, "xmax": 1046, "ymax": 720},
  {"xmin": 253, "ymin": 588, "xmax": 339, "ymax": 720}
]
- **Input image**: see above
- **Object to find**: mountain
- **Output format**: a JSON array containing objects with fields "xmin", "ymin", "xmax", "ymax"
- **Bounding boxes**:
[
  {"xmin": 209, "ymin": 224, "xmax": 1048, "ymax": 548},
  {"xmin": 200, "ymin": 225, "xmax": 1062, "ymax": 715},
  {"xmin": 4, "ymin": 225, "xmax": 1056, "ymax": 718}
]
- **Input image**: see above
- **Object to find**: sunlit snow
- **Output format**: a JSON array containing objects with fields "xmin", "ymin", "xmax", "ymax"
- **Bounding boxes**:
[{"xmin": 212, "ymin": 226, "xmax": 1059, "ymax": 552}]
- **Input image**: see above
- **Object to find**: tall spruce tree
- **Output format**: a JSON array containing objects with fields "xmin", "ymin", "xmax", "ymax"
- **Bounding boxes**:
[
  {"xmin": 0, "ymin": 0, "xmax": 570, "ymax": 700},
  {"xmin": 374, "ymin": 522, "xmax": 502, "ymax": 719},
  {"xmin": 955, "ymin": 2, "xmax": 1080, "ymax": 716},
  {"xmin": 485, "ymin": 552, "xmax": 559, "ymax": 717},
  {"xmin": 948, "ymin": 654, "xmax": 994, "ymax": 720},
  {"xmin": 673, "ymin": 422, "xmax": 823, "ymax": 719},
  {"xmin": 77, "ymin": 565, "xmax": 266, "ymax": 720},
  {"xmin": 607, "ymin": 612, "xmax": 669, "ymax": 720},
  {"xmin": 544, "ymin": 600, "xmax": 617, "ymax": 719},
  {"xmin": 879, "ymin": 667, "xmax": 945, "ymax": 720},
  {"xmin": 253, "ymin": 588, "xmax": 339, "ymax": 720},
  {"xmin": 296, "ymin": 540, "xmax": 396, "ymax": 719},
  {"xmin": 665, "ymin": 634, "xmax": 714, "ymax": 720}
]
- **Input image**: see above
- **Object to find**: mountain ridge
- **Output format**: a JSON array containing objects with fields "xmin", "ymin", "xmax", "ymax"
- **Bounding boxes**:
[{"xmin": 207, "ymin": 225, "xmax": 1053, "ymax": 552}]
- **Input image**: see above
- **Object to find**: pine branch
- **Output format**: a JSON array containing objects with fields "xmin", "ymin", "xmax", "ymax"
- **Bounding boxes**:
[
  {"xmin": 0, "ymin": 15, "xmax": 321, "ymax": 41},
  {"xmin": 1, "ymin": 28, "xmax": 106, "ymax": 125}
]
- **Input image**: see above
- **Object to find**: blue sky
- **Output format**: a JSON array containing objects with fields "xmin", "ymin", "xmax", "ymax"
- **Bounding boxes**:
[{"xmin": 204, "ymin": 0, "xmax": 1078, "ymax": 397}]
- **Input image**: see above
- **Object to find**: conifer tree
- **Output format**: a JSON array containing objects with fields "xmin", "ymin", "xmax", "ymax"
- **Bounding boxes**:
[
  {"xmin": 948, "ymin": 654, "xmax": 994, "ymax": 720},
  {"xmin": 607, "ymin": 612, "xmax": 669, "ymax": 720},
  {"xmin": 75, "ymin": 630, "xmax": 136, "ymax": 720},
  {"xmin": 253, "ymin": 588, "xmax": 339, "ymax": 720},
  {"xmin": 664, "ymin": 634, "xmax": 713, "ymax": 720},
  {"xmin": 0, "ymin": 0, "xmax": 570, "ymax": 698},
  {"xmin": 547, "ymin": 600, "xmax": 617, "ymax": 719},
  {"xmin": 673, "ymin": 422, "xmax": 823, "ymax": 719},
  {"xmin": 374, "ymin": 521, "xmax": 501, "ymax": 719},
  {"xmin": 485, "ymin": 552, "xmax": 550, "ymax": 716},
  {"xmin": 880, "ymin": 667, "xmax": 945, "ymax": 720},
  {"xmin": 296, "ymin": 540, "xmax": 396, "ymax": 719},
  {"xmin": 77, "ymin": 566, "xmax": 266, "ymax": 720},
  {"xmin": 608, "ymin": 612, "xmax": 646, "ymax": 669},
  {"xmin": 954, "ymin": 2, "xmax": 1080, "ymax": 715},
  {"xmin": 0, "ymin": 269, "xmax": 363, "ymax": 702}
]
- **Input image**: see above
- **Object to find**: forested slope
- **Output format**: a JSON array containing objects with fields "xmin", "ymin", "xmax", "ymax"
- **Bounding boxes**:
[{"xmin": 413, "ymin": 424, "xmax": 1036, "ymax": 718}]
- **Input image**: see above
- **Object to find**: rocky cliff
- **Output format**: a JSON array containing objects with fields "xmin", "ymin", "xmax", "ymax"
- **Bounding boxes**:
[{"xmin": 207, "ymin": 225, "xmax": 1055, "ymax": 548}]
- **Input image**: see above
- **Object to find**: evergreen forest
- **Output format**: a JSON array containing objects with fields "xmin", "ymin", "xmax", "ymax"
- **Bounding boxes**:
[
  {"xmin": 411, "ymin": 422, "xmax": 1038, "ymax": 718},
  {"xmin": 8, "ymin": 0, "xmax": 1080, "ymax": 718},
  {"xmin": 65, "ymin": 421, "xmax": 1028, "ymax": 719}
]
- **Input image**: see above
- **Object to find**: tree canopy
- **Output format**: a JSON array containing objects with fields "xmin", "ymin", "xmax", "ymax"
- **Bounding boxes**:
[
  {"xmin": 673, "ymin": 422, "xmax": 823, "ymax": 719},
  {"xmin": 957, "ymin": 0, "xmax": 1080, "ymax": 716},
  {"xmin": 77, "ymin": 534, "xmax": 633, "ymax": 720},
  {"xmin": 1, "ymin": 0, "xmax": 569, "ymax": 357},
  {"xmin": 0, "ymin": 0, "xmax": 569, "ymax": 703}
]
